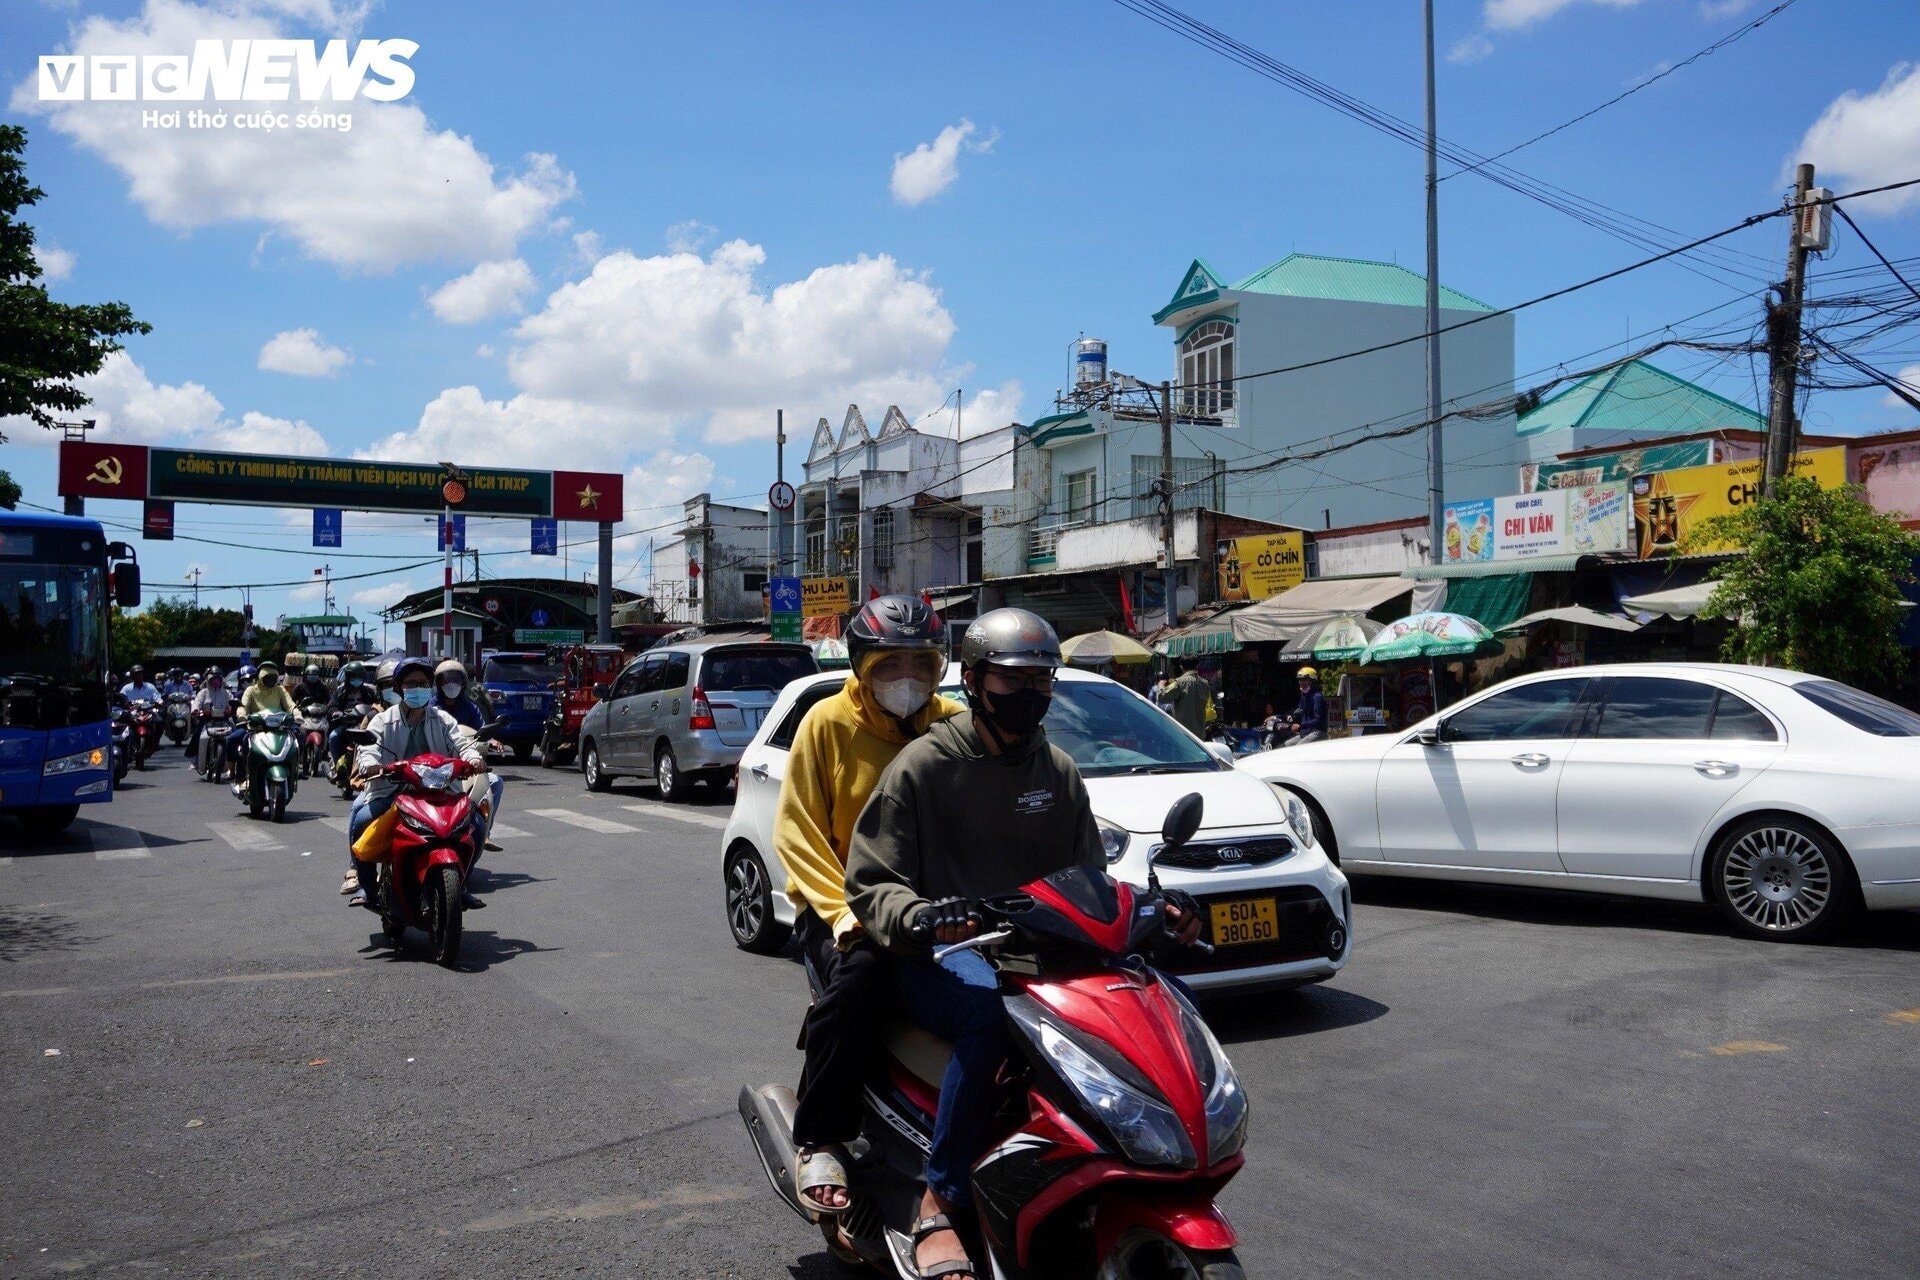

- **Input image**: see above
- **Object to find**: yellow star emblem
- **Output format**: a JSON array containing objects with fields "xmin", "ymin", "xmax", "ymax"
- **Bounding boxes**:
[
  {"xmin": 576, "ymin": 483, "xmax": 601, "ymax": 510},
  {"xmin": 1633, "ymin": 473, "xmax": 1702, "ymax": 557}
]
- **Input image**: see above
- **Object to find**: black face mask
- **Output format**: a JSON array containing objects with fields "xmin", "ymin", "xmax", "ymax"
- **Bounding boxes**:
[{"xmin": 978, "ymin": 685, "xmax": 1051, "ymax": 739}]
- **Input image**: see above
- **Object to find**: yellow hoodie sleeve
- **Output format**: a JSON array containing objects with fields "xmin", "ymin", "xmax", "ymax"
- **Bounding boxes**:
[{"xmin": 772, "ymin": 710, "xmax": 859, "ymax": 942}]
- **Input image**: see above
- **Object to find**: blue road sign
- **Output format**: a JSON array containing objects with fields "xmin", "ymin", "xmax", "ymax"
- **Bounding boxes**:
[
  {"xmin": 531, "ymin": 517, "xmax": 558, "ymax": 556},
  {"xmin": 530, "ymin": 607, "xmax": 552, "ymax": 627},
  {"xmin": 438, "ymin": 514, "xmax": 466, "ymax": 552},
  {"xmin": 313, "ymin": 508, "xmax": 342, "ymax": 547},
  {"xmin": 769, "ymin": 576, "xmax": 803, "ymax": 614}
]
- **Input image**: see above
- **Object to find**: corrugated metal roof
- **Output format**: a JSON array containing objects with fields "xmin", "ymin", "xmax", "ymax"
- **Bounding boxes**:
[
  {"xmin": 1229, "ymin": 254, "xmax": 1494, "ymax": 313},
  {"xmin": 1517, "ymin": 360, "xmax": 1764, "ymax": 438}
]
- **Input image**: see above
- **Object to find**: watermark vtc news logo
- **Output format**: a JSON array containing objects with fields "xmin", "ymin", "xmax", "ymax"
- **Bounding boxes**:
[{"xmin": 37, "ymin": 39, "xmax": 417, "ymax": 104}]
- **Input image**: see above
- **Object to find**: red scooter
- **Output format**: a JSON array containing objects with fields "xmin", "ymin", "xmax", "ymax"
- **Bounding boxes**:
[
  {"xmin": 742, "ymin": 794, "xmax": 1248, "ymax": 1279},
  {"xmin": 128, "ymin": 698, "xmax": 162, "ymax": 770},
  {"xmin": 348, "ymin": 727, "xmax": 494, "ymax": 968}
]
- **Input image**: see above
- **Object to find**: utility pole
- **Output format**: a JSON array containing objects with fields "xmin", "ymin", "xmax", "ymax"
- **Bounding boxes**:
[
  {"xmin": 1159, "ymin": 380, "xmax": 1177, "ymax": 631},
  {"xmin": 185, "ymin": 567, "xmax": 202, "ymax": 609},
  {"xmin": 1763, "ymin": 162, "xmax": 1817, "ymax": 497},
  {"xmin": 1422, "ymin": 0, "xmax": 1445, "ymax": 564}
]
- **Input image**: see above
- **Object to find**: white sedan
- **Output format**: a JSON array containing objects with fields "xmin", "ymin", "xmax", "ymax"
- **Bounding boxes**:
[
  {"xmin": 720, "ymin": 666, "xmax": 1352, "ymax": 995},
  {"xmin": 1237, "ymin": 662, "xmax": 1920, "ymax": 942}
]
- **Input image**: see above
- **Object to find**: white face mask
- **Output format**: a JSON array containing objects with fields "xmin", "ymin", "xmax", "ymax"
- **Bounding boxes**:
[
  {"xmin": 872, "ymin": 676, "xmax": 933, "ymax": 719},
  {"xmin": 440, "ymin": 681, "xmax": 464, "ymax": 700}
]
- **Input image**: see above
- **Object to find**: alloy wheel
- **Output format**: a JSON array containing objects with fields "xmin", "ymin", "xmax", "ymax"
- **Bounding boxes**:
[
  {"xmin": 1720, "ymin": 825, "xmax": 1834, "ymax": 933},
  {"xmin": 1096, "ymin": 1229, "xmax": 1239, "ymax": 1280},
  {"xmin": 726, "ymin": 852, "xmax": 765, "ymax": 944}
]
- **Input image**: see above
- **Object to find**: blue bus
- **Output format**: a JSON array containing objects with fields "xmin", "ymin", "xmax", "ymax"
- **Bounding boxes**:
[{"xmin": 1, "ymin": 511, "xmax": 141, "ymax": 836}]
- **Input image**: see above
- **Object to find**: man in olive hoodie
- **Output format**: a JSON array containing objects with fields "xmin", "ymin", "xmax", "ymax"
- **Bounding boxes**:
[{"xmin": 846, "ymin": 609, "xmax": 1198, "ymax": 1278}]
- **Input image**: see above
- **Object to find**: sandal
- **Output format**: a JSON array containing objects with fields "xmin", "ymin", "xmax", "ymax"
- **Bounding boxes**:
[
  {"xmin": 908, "ymin": 1213, "xmax": 976, "ymax": 1278},
  {"xmin": 796, "ymin": 1148, "xmax": 850, "ymax": 1216}
]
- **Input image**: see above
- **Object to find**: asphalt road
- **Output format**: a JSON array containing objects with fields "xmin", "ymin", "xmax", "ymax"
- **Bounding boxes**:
[{"xmin": 3, "ymin": 751, "xmax": 1918, "ymax": 1278}]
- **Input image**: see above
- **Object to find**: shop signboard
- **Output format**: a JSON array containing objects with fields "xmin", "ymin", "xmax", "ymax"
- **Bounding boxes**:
[
  {"xmin": 801, "ymin": 576, "xmax": 850, "ymax": 617},
  {"xmin": 1630, "ymin": 447, "xmax": 1847, "ymax": 558},
  {"xmin": 1441, "ymin": 498, "xmax": 1495, "ymax": 564},
  {"xmin": 1524, "ymin": 439, "xmax": 1714, "ymax": 492},
  {"xmin": 1492, "ymin": 483, "xmax": 1631, "ymax": 560},
  {"xmin": 1215, "ymin": 531, "xmax": 1306, "ymax": 602}
]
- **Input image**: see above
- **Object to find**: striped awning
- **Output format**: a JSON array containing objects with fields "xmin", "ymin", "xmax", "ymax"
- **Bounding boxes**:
[{"xmin": 1155, "ymin": 613, "xmax": 1243, "ymax": 657}]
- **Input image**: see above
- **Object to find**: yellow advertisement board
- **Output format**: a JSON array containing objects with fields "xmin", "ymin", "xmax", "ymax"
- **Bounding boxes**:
[
  {"xmin": 1216, "ymin": 532, "xmax": 1306, "ymax": 602},
  {"xmin": 1630, "ymin": 448, "xmax": 1847, "ymax": 558},
  {"xmin": 800, "ymin": 576, "xmax": 851, "ymax": 617}
]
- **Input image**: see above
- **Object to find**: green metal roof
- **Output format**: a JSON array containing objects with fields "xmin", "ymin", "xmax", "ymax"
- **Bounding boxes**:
[
  {"xmin": 1516, "ymin": 360, "xmax": 1764, "ymax": 438},
  {"xmin": 1229, "ymin": 254, "xmax": 1494, "ymax": 313}
]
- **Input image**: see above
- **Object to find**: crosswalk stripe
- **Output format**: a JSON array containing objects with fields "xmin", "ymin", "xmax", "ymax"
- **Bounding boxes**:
[
  {"xmin": 525, "ymin": 808, "xmax": 637, "ymax": 834},
  {"xmin": 314, "ymin": 815, "xmax": 350, "ymax": 834},
  {"xmin": 488, "ymin": 822, "xmax": 531, "ymax": 839},
  {"xmin": 624, "ymin": 804, "xmax": 729, "ymax": 831},
  {"xmin": 95, "ymin": 847, "xmax": 152, "ymax": 860},
  {"xmin": 208, "ymin": 821, "xmax": 286, "ymax": 852}
]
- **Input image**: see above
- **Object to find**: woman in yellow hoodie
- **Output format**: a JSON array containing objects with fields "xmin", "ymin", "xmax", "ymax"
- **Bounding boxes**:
[{"xmin": 774, "ymin": 594, "xmax": 962, "ymax": 1216}]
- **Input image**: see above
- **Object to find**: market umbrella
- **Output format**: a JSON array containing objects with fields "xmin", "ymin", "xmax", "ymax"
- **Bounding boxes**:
[
  {"xmin": 1360, "ymin": 611, "xmax": 1504, "ymax": 664},
  {"xmin": 1278, "ymin": 613, "xmax": 1384, "ymax": 662},
  {"xmin": 1061, "ymin": 629, "xmax": 1154, "ymax": 666},
  {"xmin": 812, "ymin": 636, "xmax": 851, "ymax": 668}
]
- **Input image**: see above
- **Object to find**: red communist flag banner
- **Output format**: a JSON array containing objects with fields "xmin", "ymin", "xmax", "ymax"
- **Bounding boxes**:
[
  {"xmin": 551, "ymin": 470, "xmax": 623, "ymax": 521},
  {"xmin": 58, "ymin": 440, "xmax": 149, "ymax": 500}
]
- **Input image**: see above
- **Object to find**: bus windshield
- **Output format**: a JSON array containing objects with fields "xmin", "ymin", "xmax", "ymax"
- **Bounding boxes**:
[{"xmin": 0, "ymin": 528, "xmax": 111, "ymax": 726}]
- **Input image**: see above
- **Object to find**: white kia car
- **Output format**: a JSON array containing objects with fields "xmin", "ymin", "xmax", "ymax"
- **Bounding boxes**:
[
  {"xmin": 1238, "ymin": 663, "xmax": 1920, "ymax": 942},
  {"xmin": 720, "ymin": 666, "xmax": 1352, "ymax": 994}
]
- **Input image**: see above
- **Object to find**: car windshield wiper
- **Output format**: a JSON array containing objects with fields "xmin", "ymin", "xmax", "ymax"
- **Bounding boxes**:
[{"xmin": 1116, "ymin": 762, "xmax": 1215, "ymax": 774}]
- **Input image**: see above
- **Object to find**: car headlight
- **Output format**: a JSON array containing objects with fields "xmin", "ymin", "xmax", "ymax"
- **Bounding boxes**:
[
  {"xmin": 1283, "ymin": 793, "xmax": 1315, "ymax": 849},
  {"xmin": 1172, "ymin": 986, "xmax": 1249, "ymax": 1163},
  {"xmin": 1096, "ymin": 820, "xmax": 1130, "ymax": 864},
  {"xmin": 1010, "ymin": 1001, "xmax": 1194, "ymax": 1169},
  {"xmin": 44, "ymin": 747, "xmax": 110, "ymax": 776}
]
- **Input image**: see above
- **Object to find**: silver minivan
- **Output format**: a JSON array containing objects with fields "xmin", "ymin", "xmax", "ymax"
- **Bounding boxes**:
[{"xmin": 578, "ymin": 641, "xmax": 817, "ymax": 802}]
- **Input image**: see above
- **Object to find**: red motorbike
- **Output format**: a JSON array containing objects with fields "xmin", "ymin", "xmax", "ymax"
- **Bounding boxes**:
[
  {"xmin": 348, "ymin": 728, "xmax": 494, "ymax": 968},
  {"xmin": 128, "ymin": 699, "xmax": 162, "ymax": 770},
  {"xmin": 741, "ymin": 794, "xmax": 1248, "ymax": 1279}
]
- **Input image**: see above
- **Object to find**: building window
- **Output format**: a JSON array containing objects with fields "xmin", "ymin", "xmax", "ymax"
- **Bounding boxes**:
[
  {"xmin": 872, "ymin": 507, "xmax": 895, "ymax": 568},
  {"xmin": 1179, "ymin": 321, "xmax": 1235, "ymax": 416},
  {"xmin": 742, "ymin": 571, "xmax": 767, "ymax": 595},
  {"xmin": 966, "ymin": 516, "xmax": 983, "ymax": 583},
  {"xmin": 805, "ymin": 509, "xmax": 826, "ymax": 576},
  {"xmin": 1061, "ymin": 469, "xmax": 1096, "ymax": 523},
  {"xmin": 1131, "ymin": 455, "xmax": 1223, "ymax": 519}
]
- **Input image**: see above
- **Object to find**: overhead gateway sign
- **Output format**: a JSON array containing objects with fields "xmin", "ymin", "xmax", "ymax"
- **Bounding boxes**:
[{"xmin": 148, "ymin": 447, "xmax": 553, "ymax": 517}]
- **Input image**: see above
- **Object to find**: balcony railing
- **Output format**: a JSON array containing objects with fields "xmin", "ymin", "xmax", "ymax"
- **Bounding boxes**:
[{"xmin": 1028, "ymin": 516, "xmax": 1085, "ymax": 565}]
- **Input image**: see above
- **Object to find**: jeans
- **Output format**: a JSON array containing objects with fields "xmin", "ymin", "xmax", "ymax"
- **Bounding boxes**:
[
  {"xmin": 347, "ymin": 790, "xmax": 394, "ymax": 893},
  {"xmin": 890, "ymin": 948, "xmax": 1008, "ymax": 1210},
  {"xmin": 1285, "ymin": 729, "xmax": 1327, "ymax": 747},
  {"xmin": 793, "ymin": 911, "xmax": 885, "ymax": 1149}
]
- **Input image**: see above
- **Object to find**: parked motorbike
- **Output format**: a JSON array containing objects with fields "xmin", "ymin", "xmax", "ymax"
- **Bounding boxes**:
[
  {"xmin": 345, "ymin": 721, "xmax": 502, "ymax": 968},
  {"xmin": 163, "ymin": 692, "xmax": 192, "ymax": 745},
  {"xmin": 128, "ymin": 699, "xmax": 161, "ymax": 770},
  {"xmin": 298, "ymin": 702, "xmax": 329, "ymax": 779},
  {"xmin": 740, "ymin": 793, "xmax": 1246, "ymax": 1279},
  {"xmin": 110, "ymin": 704, "xmax": 132, "ymax": 784},
  {"xmin": 236, "ymin": 710, "xmax": 297, "ymax": 822}
]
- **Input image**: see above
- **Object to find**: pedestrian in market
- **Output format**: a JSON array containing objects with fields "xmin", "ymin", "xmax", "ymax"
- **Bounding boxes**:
[
  {"xmin": 1286, "ymin": 667, "xmax": 1329, "ymax": 746},
  {"xmin": 1163, "ymin": 659, "xmax": 1212, "ymax": 737}
]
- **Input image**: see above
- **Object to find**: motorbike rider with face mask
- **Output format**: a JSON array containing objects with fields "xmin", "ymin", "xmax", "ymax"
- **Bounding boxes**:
[
  {"xmin": 434, "ymin": 658, "xmax": 505, "ymax": 855},
  {"xmin": 771, "ymin": 594, "xmax": 963, "ymax": 1219},
  {"xmin": 227, "ymin": 661, "xmax": 297, "ymax": 793},
  {"xmin": 845, "ymin": 609, "xmax": 1200, "ymax": 1278},
  {"xmin": 293, "ymin": 663, "xmax": 330, "ymax": 707}
]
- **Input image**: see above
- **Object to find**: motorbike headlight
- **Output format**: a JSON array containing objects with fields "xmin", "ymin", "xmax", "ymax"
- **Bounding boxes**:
[
  {"xmin": 1096, "ymin": 820, "xmax": 1130, "ymax": 865},
  {"xmin": 1173, "ymin": 988, "xmax": 1248, "ymax": 1163},
  {"xmin": 400, "ymin": 812, "xmax": 437, "ymax": 836},
  {"xmin": 417, "ymin": 762, "xmax": 457, "ymax": 792},
  {"xmin": 1010, "ymin": 1002, "xmax": 1194, "ymax": 1169},
  {"xmin": 44, "ymin": 747, "xmax": 110, "ymax": 776},
  {"xmin": 1283, "ymin": 793, "xmax": 1315, "ymax": 848}
]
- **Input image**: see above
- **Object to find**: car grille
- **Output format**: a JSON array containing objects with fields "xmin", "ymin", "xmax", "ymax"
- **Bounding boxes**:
[
  {"xmin": 1163, "ymin": 884, "xmax": 1346, "ymax": 974},
  {"xmin": 1150, "ymin": 836, "xmax": 1295, "ymax": 871}
]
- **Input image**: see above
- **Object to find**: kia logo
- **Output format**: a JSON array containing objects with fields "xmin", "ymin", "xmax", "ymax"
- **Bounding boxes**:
[{"xmin": 1216, "ymin": 846, "xmax": 1243, "ymax": 862}]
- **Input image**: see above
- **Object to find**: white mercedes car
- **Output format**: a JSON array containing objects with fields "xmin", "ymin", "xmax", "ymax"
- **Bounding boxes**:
[
  {"xmin": 1238, "ymin": 663, "xmax": 1920, "ymax": 942},
  {"xmin": 719, "ymin": 666, "xmax": 1352, "ymax": 995}
]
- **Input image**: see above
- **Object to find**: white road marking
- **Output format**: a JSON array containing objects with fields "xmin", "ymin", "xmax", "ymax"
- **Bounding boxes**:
[
  {"xmin": 207, "ymin": 821, "xmax": 286, "ymax": 852},
  {"xmin": 0, "ymin": 857, "xmax": 13, "ymax": 867},
  {"xmin": 624, "ymin": 804, "xmax": 729, "ymax": 831},
  {"xmin": 95, "ymin": 847, "xmax": 152, "ymax": 861},
  {"xmin": 525, "ymin": 808, "xmax": 637, "ymax": 834},
  {"xmin": 314, "ymin": 815, "xmax": 351, "ymax": 834},
  {"xmin": 488, "ymin": 823, "xmax": 531, "ymax": 839}
]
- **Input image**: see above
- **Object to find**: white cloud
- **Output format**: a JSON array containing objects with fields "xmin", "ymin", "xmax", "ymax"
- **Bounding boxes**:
[
  {"xmin": 571, "ymin": 229, "xmax": 604, "ymax": 269},
  {"xmin": 32, "ymin": 243, "xmax": 76, "ymax": 281},
  {"xmin": 1886, "ymin": 364, "xmax": 1920, "ymax": 408},
  {"xmin": 13, "ymin": 1, "xmax": 577, "ymax": 272},
  {"xmin": 664, "ymin": 221, "xmax": 715, "ymax": 253},
  {"xmin": 1448, "ymin": 34, "xmax": 1495, "ymax": 64},
  {"xmin": 257, "ymin": 326, "xmax": 350, "ymax": 376},
  {"xmin": 425, "ymin": 258, "xmax": 537, "ymax": 323},
  {"xmin": 890, "ymin": 119, "xmax": 996, "ymax": 207},
  {"xmin": 0, "ymin": 350, "xmax": 328, "ymax": 452},
  {"xmin": 1796, "ymin": 63, "xmax": 1920, "ymax": 216},
  {"xmin": 626, "ymin": 449, "xmax": 716, "ymax": 521},
  {"xmin": 1483, "ymin": 0, "xmax": 1640, "ymax": 30},
  {"xmin": 474, "ymin": 342, "xmax": 495, "ymax": 358},
  {"xmin": 360, "ymin": 384, "xmax": 638, "ymax": 471},
  {"xmin": 1698, "ymin": 0, "xmax": 1758, "ymax": 17}
]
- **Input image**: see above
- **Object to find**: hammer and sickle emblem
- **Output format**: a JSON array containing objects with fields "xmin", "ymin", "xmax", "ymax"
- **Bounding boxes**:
[{"xmin": 87, "ymin": 456, "xmax": 125, "ymax": 486}]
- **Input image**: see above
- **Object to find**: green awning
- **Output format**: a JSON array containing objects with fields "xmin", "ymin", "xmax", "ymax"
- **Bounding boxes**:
[
  {"xmin": 1155, "ymin": 615, "xmax": 1243, "ymax": 657},
  {"xmin": 1441, "ymin": 573, "xmax": 1534, "ymax": 631}
]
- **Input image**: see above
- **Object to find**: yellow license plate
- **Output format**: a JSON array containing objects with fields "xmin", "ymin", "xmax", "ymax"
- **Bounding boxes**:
[{"xmin": 1209, "ymin": 897, "xmax": 1279, "ymax": 947}]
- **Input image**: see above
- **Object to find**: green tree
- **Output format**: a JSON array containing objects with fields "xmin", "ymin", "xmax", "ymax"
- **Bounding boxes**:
[
  {"xmin": 1689, "ymin": 476, "xmax": 1920, "ymax": 686},
  {"xmin": 0, "ymin": 124, "xmax": 150, "ymax": 444},
  {"xmin": 108, "ymin": 606, "xmax": 165, "ymax": 672},
  {"xmin": 0, "ymin": 467, "xmax": 20, "ymax": 509}
]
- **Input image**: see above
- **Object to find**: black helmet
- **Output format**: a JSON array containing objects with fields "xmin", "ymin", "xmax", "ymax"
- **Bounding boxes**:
[
  {"xmin": 959, "ymin": 608, "xmax": 1061, "ymax": 671},
  {"xmin": 394, "ymin": 656, "xmax": 437, "ymax": 686},
  {"xmin": 845, "ymin": 594, "xmax": 946, "ymax": 673},
  {"xmin": 304, "ymin": 664, "xmax": 321, "ymax": 680},
  {"xmin": 130, "ymin": 664, "xmax": 146, "ymax": 677}
]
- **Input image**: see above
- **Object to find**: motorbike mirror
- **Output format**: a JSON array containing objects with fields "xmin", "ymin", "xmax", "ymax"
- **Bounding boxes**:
[
  {"xmin": 341, "ymin": 728, "xmax": 377, "ymax": 746},
  {"xmin": 477, "ymin": 718, "xmax": 509, "ymax": 738},
  {"xmin": 1159, "ymin": 792, "xmax": 1204, "ymax": 851}
]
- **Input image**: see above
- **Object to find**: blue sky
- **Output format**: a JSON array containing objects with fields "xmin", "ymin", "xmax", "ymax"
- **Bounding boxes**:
[{"xmin": 4, "ymin": 0, "xmax": 1918, "ymax": 622}]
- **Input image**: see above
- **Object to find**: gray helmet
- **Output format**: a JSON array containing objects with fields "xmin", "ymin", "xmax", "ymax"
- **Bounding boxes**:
[
  {"xmin": 959, "ymin": 608, "xmax": 1061, "ymax": 671},
  {"xmin": 374, "ymin": 655, "xmax": 400, "ymax": 689}
]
